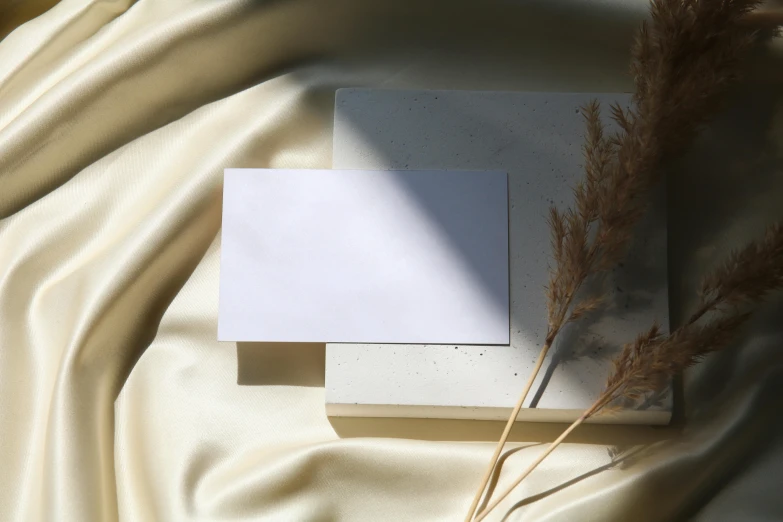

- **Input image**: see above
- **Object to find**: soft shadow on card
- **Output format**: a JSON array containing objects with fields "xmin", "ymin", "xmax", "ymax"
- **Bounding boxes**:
[
  {"xmin": 219, "ymin": 168, "xmax": 509, "ymax": 345},
  {"xmin": 237, "ymin": 342, "xmax": 325, "ymax": 387}
]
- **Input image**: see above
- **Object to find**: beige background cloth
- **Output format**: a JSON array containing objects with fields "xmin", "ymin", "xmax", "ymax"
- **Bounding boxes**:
[{"xmin": 1, "ymin": 1, "xmax": 783, "ymax": 521}]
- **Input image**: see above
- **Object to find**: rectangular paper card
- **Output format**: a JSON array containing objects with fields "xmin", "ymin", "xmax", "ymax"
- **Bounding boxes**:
[
  {"xmin": 218, "ymin": 168, "xmax": 509, "ymax": 344},
  {"xmin": 327, "ymin": 89, "xmax": 671, "ymax": 425}
]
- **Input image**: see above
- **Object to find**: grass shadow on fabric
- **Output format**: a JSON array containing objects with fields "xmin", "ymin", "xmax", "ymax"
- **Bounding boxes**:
[
  {"xmin": 236, "ymin": 342, "xmax": 325, "ymax": 387},
  {"xmin": 491, "ymin": 445, "xmax": 650, "ymax": 522}
]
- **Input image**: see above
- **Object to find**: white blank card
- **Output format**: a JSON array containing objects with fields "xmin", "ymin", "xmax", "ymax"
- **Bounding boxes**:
[{"xmin": 218, "ymin": 169, "xmax": 509, "ymax": 344}]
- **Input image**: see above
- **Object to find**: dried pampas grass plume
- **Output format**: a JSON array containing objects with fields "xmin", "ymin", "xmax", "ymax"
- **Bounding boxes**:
[
  {"xmin": 464, "ymin": 1, "xmax": 764, "ymax": 520},
  {"xmin": 474, "ymin": 223, "xmax": 783, "ymax": 522}
]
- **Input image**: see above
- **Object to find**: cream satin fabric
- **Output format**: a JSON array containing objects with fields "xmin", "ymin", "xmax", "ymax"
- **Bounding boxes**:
[{"xmin": 1, "ymin": 1, "xmax": 782, "ymax": 521}]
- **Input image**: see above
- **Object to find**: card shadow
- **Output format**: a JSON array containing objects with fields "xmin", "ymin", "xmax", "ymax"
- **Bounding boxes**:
[{"xmin": 237, "ymin": 342, "xmax": 325, "ymax": 387}]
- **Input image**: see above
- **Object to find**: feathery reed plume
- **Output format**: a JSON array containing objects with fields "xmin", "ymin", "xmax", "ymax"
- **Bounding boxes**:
[
  {"xmin": 464, "ymin": 1, "xmax": 762, "ymax": 519},
  {"xmin": 744, "ymin": 8, "xmax": 783, "ymax": 29},
  {"xmin": 474, "ymin": 223, "xmax": 783, "ymax": 522}
]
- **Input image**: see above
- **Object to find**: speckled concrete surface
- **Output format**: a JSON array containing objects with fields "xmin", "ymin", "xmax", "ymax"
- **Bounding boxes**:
[{"xmin": 327, "ymin": 89, "xmax": 671, "ymax": 424}]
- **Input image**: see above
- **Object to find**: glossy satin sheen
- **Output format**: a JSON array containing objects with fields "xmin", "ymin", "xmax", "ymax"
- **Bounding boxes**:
[{"xmin": 1, "ymin": 1, "xmax": 783, "ymax": 521}]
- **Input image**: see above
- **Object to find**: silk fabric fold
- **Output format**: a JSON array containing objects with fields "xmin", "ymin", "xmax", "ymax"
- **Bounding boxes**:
[{"xmin": 1, "ymin": 1, "xmax": 782, "ymax": 520}]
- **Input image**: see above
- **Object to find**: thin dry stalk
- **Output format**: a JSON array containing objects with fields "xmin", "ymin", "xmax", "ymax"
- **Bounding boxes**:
[
  {"xmin": 474, "ymin": 223, "xmax": 783, "ymax": 522},
  {"xmin": 464, "ymin": 1, "xmax": 762, "ymax": 519}
]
